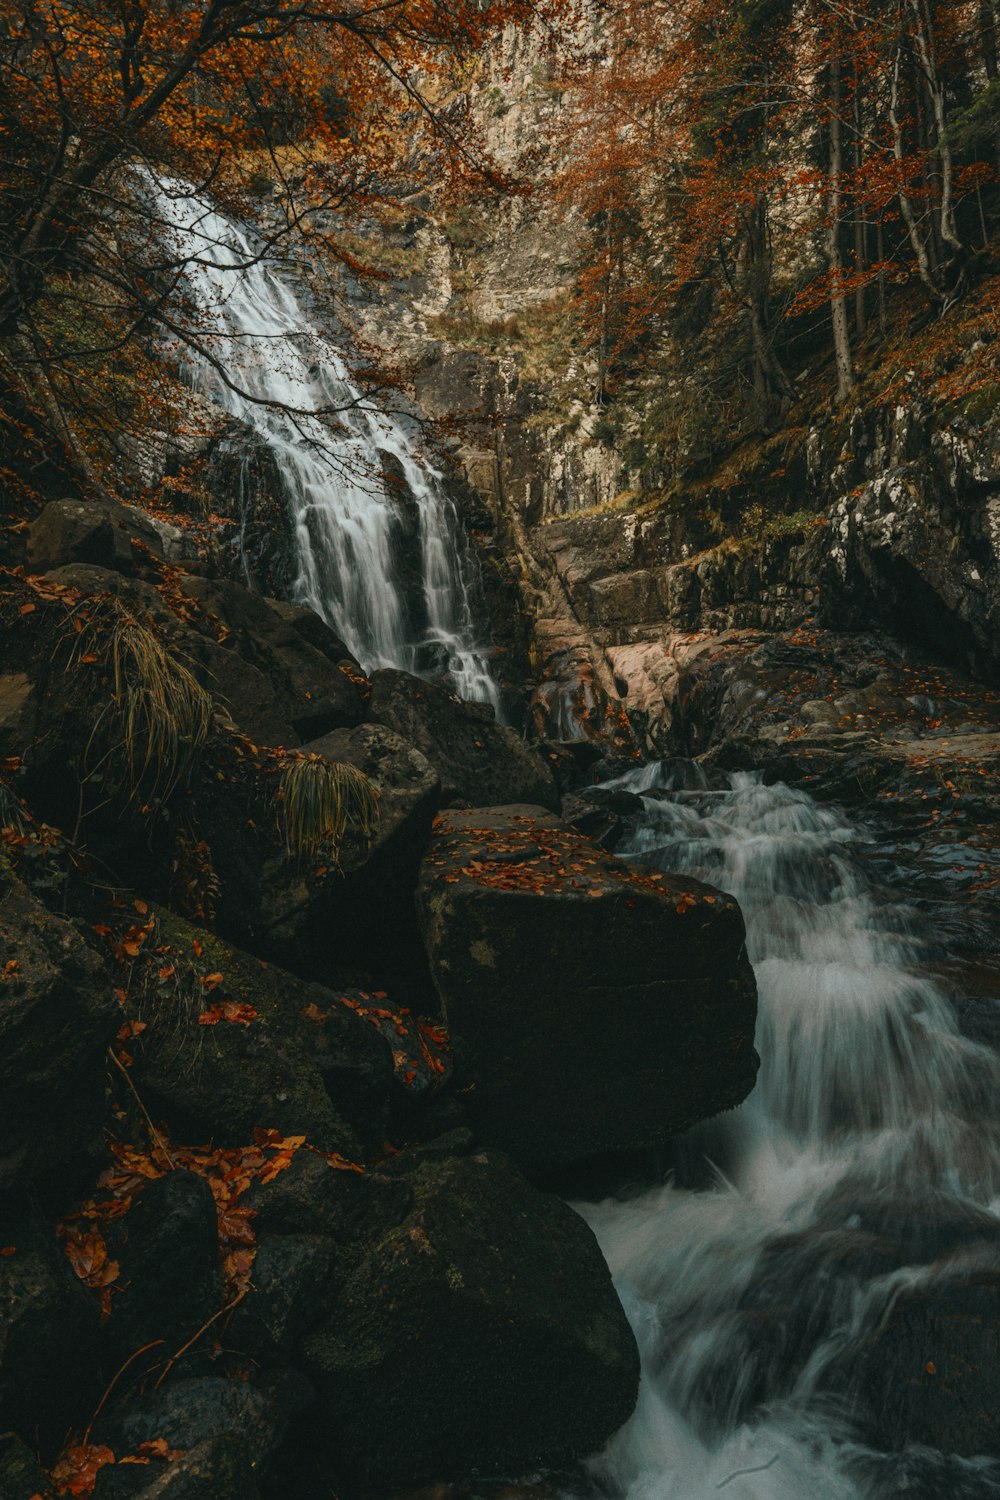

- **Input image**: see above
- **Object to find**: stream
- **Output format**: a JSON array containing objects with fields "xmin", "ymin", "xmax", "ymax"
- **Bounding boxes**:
[{"xmin": 582, "ymin": 763, "xmax": 1000, "ymax": 1500}]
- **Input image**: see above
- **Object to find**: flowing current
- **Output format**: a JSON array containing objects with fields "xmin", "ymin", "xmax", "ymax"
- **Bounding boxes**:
[
  {"xmin": 583, "ymin": 765, "xmax": 1000, "ymax": 1500},
  {"xmin": 154, "ymin": 183, "xmax": 500, "ymax": 709}
]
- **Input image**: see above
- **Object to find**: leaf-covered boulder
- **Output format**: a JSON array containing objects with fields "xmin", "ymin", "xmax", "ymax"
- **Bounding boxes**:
[
  {"xmin": 416, "ymin": 805, "xmax": 758, "ymax": 1172},
  {"xmin": 0, "ymin": 876, "xmax": 118, "ymax": 1190},
  {"xmin": 125, "ymin": 909, "xmax": 394, "ymax": 1156},
  {"xmin": 367, "ymin": 667, "xmax": 560, "ymax": 810},
  {"xmin": 299, "ymin": 1144, "xmax": 640, "ymax": 1484}
]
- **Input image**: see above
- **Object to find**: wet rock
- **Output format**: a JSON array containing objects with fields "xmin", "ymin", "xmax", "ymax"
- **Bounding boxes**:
[
  {"xmin": 103, "ymin": 1172, "xmax": 222, "ymax": 1366},
  {"xmin": 0, "ymin": 877, "xmax": 118, "ymax": 1189},
  {"xmin": 264, "ymin": 723, "xmax": 441, "ymax": 990},
  {"xmin": 203, "ymin": 417, "xmax": 295, "ymax": 600},
  {"xmin": 367, "ymin": 668, "xmax": 559, "ymax": 810},
  {"xmin": 299, "ymin": 1147, "xmax": 639, "ymax": 1485},
  {"xmin": 417, "ymin": 806, "xmax": 758, "ymax": 1173},
  {"xmin": 847, "ymin": 1269, "xmax": 1000, "ymax": 1457},
  {"xmin": 95, "ymin": 1374, "xmax": 306, "ymax": 1473},
  {"xmin": 0, "ymin": 1198, "xmax": 101, "ymax": 1456},
  {"xmin": 814, "ymin": 1185, "xmax": 1000, "ymax": 1267},
  {"xmin": 244, "ymin": 1144, "xmax": 408, "ymax": 1238}
]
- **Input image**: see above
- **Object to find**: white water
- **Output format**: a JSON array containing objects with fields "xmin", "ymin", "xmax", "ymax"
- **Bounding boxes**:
[
  {"xmin": 153, "ymin": 182, "xmax": 500, "ymax": 710},
  {"xmin": 583, "ymin": 767, "xmax": 1000, "ymax": 1500}
]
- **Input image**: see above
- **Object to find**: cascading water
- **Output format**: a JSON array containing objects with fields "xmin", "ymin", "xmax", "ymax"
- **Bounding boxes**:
[
  {"xmin": 153, "ymin": 182, "xmax": 500, "ymax": 710},
  {"xmin": 581, "ymin": 765, "xmax": 1000, "ymax": 1500}
]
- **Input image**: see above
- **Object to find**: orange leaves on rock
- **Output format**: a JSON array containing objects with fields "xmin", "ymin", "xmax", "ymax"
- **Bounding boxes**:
[
  {"xmin": 131, "ymin": 1438, "xmax": 184, "ymax": 1463},
  {"xmin": 57, "ymin": 1223, "xmax": 120, "ymax": 1318},
  {"xmin": 112, "ymin": 920, "xmax": 155, "ymax": 963},
  {"xmin": 50, "ymin": 1444, "xmax": 116, "ymax": 1496},
  {"xmin": 198, "ymin": 999, "xmax": 257, "ymax": 1026}
]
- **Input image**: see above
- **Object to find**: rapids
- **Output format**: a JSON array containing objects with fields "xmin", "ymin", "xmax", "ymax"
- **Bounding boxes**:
[
  {"xmin": 152, "ymin": 182, "xmax": 500, "ymax": 710},
  {"xmin": 582, "ymin": 765, "xmax": 1000, "ymax": 1500}
]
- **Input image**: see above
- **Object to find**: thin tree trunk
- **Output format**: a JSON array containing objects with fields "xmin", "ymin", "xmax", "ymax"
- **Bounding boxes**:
[
  {"xmin": 890, "ymin": 41, "xmax": 942, "ymax": 301},
  {"xmin": 853, "ymin": 63, "xmax": 867, "ymax": 338},
  {"xmin": 909, "ymin": 0, "xmax": 963, "ymax": 254},
  {"xmin": 829, "ymin": 57, "xmax": 855, "ymax": 401},
  {"xmin": 876, "ymin": 213, "xmax": 888, "ymax": 336}
]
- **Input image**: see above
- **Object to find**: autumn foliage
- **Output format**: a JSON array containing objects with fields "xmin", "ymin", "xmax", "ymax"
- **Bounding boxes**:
[
  {"xmin": 0, "ymin": 0, "xmax": 562, "ymax": 496},
  {"xmin": 556, "ymin": 0, "xmax": 1000, "ymax": 422}
]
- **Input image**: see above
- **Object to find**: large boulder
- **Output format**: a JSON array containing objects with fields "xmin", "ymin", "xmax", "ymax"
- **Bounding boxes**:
[
  {"xmin": 102, "ymin": 1172, "xmax": 222, "ymax": 1367},
  {"xmin": 0, "ymin": 877, "xmax": 118, "ymax": 1189},
  {"xmin": 26, "ymin": 498, "xmax": 195, "ymax": 578},
  {"xmin": 367, "ymin": 668, "xmax": 559, "ymax": 810},
  {"xmin": 417, "ymin": 806, "xmax": 758, "ymax": 1172},
  {"xmin": 299, "ymin": 1145, "xmax": 639, "ymax": 1485}
]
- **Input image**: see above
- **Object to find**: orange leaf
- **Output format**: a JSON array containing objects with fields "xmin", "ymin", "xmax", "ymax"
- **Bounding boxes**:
[{"xmin": 50, "ymin": 1443, "xmax": 116, "ymax": 1496}]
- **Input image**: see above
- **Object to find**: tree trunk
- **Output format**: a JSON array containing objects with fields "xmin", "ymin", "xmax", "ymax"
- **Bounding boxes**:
[
  {"xmin": 890, "ymin": 41, "xmax": 943, "ymax": 303},
  {"xmin": 909, "ymin": 0, "xmax": 964, "ymax": 263},
  {"xmin": 853, "ymin": 63, "xmax": 867, "ymax": 339},
  {"xmin": 828, "ymin": 57, "xmax": 855, "ymax": 402}
]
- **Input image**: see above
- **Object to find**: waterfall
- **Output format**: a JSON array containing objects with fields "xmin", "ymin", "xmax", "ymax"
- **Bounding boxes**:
[
  {"xmin": 153, "ymin": 181, "xmax": 500, "ymax": 711},
  {"xmin": 582, "ymin": 766, "xmax": 1000, "ymax": 1499}
]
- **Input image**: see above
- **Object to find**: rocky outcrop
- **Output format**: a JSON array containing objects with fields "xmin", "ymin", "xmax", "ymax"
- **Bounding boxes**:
[
  {"xmin": 367, "ymin": 667, "xmax": 559, "ymax": 809},
  {"xmin": 417, "ymin": 805, "xmax": 758, "ymax": 1172},
  {"xmin": 814, "ymin": 397, "xmax": 1000, "ymax": 681},
  {"xmin": 300, "ymin": 1143, "xmax": 640, "ymax": 1484}
]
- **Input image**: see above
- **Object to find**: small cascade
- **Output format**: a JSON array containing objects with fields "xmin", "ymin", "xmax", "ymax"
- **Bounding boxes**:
[
  {"xmin": 154, "ymin": 182, "xmax": 500, "ymax": 711},
  {"xmin": 582, "ymin": 766, "xmax": 1000, "ymax": 1499}
]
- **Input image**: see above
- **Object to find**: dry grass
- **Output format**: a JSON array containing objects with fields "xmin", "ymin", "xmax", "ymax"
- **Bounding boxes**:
[
  {"xmin": 66, "ymin": 602, "xmax": 213, "ymax": 807},
  {"xmin": 277, "ymin": 755, "xmax": 381, "ymax": 865}
]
